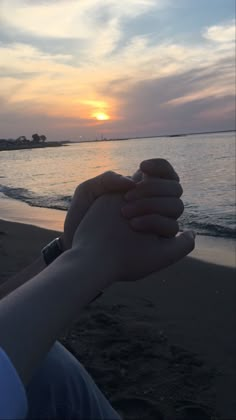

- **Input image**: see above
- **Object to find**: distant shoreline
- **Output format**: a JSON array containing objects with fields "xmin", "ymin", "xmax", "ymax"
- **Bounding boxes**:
[
  {"xmin": 0, "ymin": 141, "xmax": 67, "ymax": 152},
  {"xmin": 71, "ymin": 129, "xmax": 236, "ymax": 144},
  {"xmin": 1, "ymin": 130, "xmax": 234, "ymax": 150}
]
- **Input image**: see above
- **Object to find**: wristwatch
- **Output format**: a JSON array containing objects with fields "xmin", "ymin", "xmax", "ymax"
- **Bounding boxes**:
[{"xmin": 41, "ymin": 237, "xmax": 64, "ymax": 265}]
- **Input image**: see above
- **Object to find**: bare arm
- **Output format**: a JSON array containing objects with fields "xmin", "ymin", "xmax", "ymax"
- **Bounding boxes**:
[
  {"xmin": 0, "ymin": 248, "xmax": 109, "ymax": 386},
  {"xmin": 0, "ymin": 256, "xmax": 46, "ymax": 300}
]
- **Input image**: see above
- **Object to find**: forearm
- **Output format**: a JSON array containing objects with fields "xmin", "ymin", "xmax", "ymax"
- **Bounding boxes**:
[
  {"xmin": 0, "ymin": 247, "xmax": 109, "ymax": 386},
  {"xmin": 0, "ymin": 256, "xmax": 46, "ymax": 300}
]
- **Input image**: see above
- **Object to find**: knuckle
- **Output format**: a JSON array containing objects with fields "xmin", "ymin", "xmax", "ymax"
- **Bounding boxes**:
[
  {"xmin": 177, "ymin": 199, "xmax": 184, "ymax": 216},
  {"xmin": 175, "ymin": 182, "xmax": 183, "ymax": 197},
  {"xmin": 140, "ymin": 158, "xmax": 170, "ymax": 173},
  {"xmin": 148, "ymin": 158, "xmax": 169, "ymax": 165},
  {"xmin": 132, "ymin": 169, "xmax": 142, "ymax": 182},
  {"xmin": 156, "ymin": 159, "xmax": 175, "ymax": 175},
  {"xmin": 171, "ymin": 220, "xmax": 179, "ymax": 236},
  {"xmin": 104, "ymin": 170, "xmax": 115, "ymax": 177},
  {"xmin": 184, "ymin": 234, "xmax": 195, "ymax": 252},
  {"xmin": 156, "ymin": 158, "xmax": 170, "ymax": 166},
  {"xmin": 98, "ymin": 171, "xmax": 116, "ymax": 188},
  {"xmin": 75, "ymin": 184, "xmax": 80, "ymax": 193},
  {"xmin": 75, "ymin": 183, "xmax": 84, "ymax": 194},
  {"xmin": 82, "ymin": 176, "xmax": 98, "ymax": 191},
  {"xmin": 102, "ymin": 171, "xmax": 114, "ymax": 183},
  {"xmin": 140, "ymin": 159, "xmax": 147, "ymax": 168}
]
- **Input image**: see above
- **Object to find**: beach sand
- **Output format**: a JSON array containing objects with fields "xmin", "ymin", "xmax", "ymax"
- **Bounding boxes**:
[{"xmin": 0, "ymin": 218, "xmax": 235, "ymax": 419}]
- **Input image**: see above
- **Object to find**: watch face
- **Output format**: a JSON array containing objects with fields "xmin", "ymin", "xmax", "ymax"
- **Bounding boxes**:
[{"xmin": 42, "ymin": 238, "xmax": 63, "ymax": 265}]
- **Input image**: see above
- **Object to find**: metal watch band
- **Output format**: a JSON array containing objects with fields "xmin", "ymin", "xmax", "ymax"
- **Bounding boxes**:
[{"xmin": 41, "ymin": 237, "xmax": 63, "ymax": 265}]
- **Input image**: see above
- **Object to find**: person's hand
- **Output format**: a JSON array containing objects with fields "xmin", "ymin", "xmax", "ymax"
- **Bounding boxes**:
[
  {"xmin": 122, "ymin": 159, "xmax": 184, "ymax": 238},
  {"xmin": 62, "ymin": 172, "xmax": 135, "ymax": 250},
  {"xmin": 62, "ymin": 159, "xmax": 183, "ymax": 250},
  {"xmin": 72, "ymin": 190, "xmax": 195, "ymax": 287}
]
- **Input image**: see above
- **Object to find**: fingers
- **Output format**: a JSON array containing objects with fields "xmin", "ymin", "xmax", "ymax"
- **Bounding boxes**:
[
  {"xmin": 140, "ymin": 159, "xmax": 180, "ymax": 181},
  {"xmin": 101, "ymin": 171, "xmax": 135, "ymax": 193},
  {"xmin": 130, "ymin": 214, "xmax": 179, "ymax": 237},
  {"xmin": 84, "ymin": 171, "xmax": 135, "ymax": 199},
  {"xmin": 122, "ymin": 197, "xmax": 184, "ymax": 219},
  {"xmin": 165, "ymin": 231, "xmax": 196, "ymax": 263},
  {"xmin": 125, "ymin": 178, "xmax": 183, "ymax": 200},
  {"xmin": 131, "ymin": 169, "xmax": 143, "ymax": 183}
]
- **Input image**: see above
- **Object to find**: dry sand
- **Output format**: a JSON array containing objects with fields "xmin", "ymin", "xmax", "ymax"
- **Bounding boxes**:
[{"xmin": 0, "ymin": 219, "xmax": 235, "ymax": 419}]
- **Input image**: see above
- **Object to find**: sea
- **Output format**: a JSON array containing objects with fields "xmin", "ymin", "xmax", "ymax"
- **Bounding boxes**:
[{"xmin": 0, "ymin": 132, "xmax": 235, "ymax": 240}]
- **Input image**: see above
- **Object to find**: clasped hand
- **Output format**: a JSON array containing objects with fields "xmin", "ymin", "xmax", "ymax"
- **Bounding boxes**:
[{"xmin": 63, "ymin": 159, "xmax": 195, "ymax": 286}]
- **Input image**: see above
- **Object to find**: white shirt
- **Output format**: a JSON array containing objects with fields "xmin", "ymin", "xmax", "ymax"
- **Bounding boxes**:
[{"xmin": 0, "ymin": 347, "xmax": 27, "ymax": 419}]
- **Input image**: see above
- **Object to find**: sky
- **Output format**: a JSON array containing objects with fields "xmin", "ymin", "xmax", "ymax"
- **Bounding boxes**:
[{"xmin": 0, "ymin": 0, "xmax": 235, "ymax": 141}]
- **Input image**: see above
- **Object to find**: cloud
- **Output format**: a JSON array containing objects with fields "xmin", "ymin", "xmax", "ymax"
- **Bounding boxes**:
[
  {"xmin": 3, "ymin": 63, "xmax": 232, "ymax": 140},
  {"xmin": 203, "ymin": 19, "xmax": 235, "ymax": 43},
  {"xmin": 0, "ymin": 0, "xmax": 163, "ymax": 37},
  {"xmin": 94, "ymin": 60, "xmax": 235, "ymax": 137},
  {"xmin": 165, "ymin": 59, "xmax": 235, "ymax": 106},
  {"xmin": 0, "ymin": 0, "xmax": 172, "ymax": 62},
  {"xmin": 0, "ymin": 1, "xmax": 235, "ymax": 139}
]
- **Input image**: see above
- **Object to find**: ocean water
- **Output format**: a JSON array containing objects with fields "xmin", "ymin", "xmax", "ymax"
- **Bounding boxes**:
[{"xmin": 0, "ymin": 132, "xmax": 235, "ymax": 239}]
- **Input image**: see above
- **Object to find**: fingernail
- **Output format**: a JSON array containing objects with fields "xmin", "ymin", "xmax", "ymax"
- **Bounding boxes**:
[{"xmin": 187, "ymin": 230, "xmax": 196, "ymax": 239}]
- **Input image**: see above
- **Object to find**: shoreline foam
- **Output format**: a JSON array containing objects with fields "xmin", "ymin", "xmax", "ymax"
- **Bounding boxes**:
[
  {"xmin": 0, "ymin": 193, "xmax": 235, "ymax": 267},
  {"xmin": 1, "ymin": 186, "xmax": 235, "ymax": 240}
]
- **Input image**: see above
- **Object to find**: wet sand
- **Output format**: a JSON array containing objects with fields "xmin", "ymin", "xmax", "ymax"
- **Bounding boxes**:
[{"xmin": 0, "ymin": 219, "xmax": 235, "ymax": 419}]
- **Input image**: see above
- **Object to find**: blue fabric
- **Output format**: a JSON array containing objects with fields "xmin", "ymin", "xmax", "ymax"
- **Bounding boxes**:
[
  {"xmin": 0, "ymin": 347, "xmax": 27, "ymax": 420},
  {"xmin": 26, "ymin": 342, "xmax": 121, "ymax": 419}
]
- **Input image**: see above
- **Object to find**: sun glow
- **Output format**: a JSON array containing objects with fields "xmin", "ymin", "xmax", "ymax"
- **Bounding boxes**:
[{"xmin": 93, "ymin": 112, "xmax": 110, "ymax": 121}]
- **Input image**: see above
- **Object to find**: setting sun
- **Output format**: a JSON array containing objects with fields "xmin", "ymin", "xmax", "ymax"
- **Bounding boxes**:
[{"xmin": 93, "ymin": 112, "xmax": 110, "ymax": 121}]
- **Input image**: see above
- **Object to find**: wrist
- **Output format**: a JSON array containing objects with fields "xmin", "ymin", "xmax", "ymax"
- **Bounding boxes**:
[{"xmin": 66, "ymin": 244, "xmax": 115, "ymax": 291}]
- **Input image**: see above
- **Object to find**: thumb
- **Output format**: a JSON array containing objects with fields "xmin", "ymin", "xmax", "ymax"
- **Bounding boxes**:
[
  {"xmin": 86, "ymin": 171, "xmax": 135, "ymax": 199},
  {"xmin": 165, "ymin": 230, "xmax": 196, "ymax": 264},
  {"xmin": 131, "ymin": 169, "xmax": 143, "ymax": 183}
]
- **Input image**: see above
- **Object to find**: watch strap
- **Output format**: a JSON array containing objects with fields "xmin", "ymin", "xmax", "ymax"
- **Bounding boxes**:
[{"xmin": 41, "ymin": 237, "xmax": 63, "ymax": 265}]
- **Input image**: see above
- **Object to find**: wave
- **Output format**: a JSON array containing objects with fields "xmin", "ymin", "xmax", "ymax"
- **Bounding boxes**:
[
  {"xmin": 1, "ymin": 184, "xmax": 235, "ymax": 240},
  {"xmin": 0, "ymin": 185, "xmax": 71, "ymax": 211},
  {"xmin": 180, "ymin": 219, "xmax": 236, "ymax": 239}
]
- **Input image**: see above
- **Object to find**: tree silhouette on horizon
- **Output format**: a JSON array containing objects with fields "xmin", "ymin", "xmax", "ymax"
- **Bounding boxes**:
[
  {"xmin": 40, "ymin": 134, "xmax": 47, "ymax": 142},
  {"xmin": 32, "ymin": 133, "xmax": 40, "ymax": 143},
  {"xmin": 32, "ymin": 133, "xmax": 47, "ymax": 143}
]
